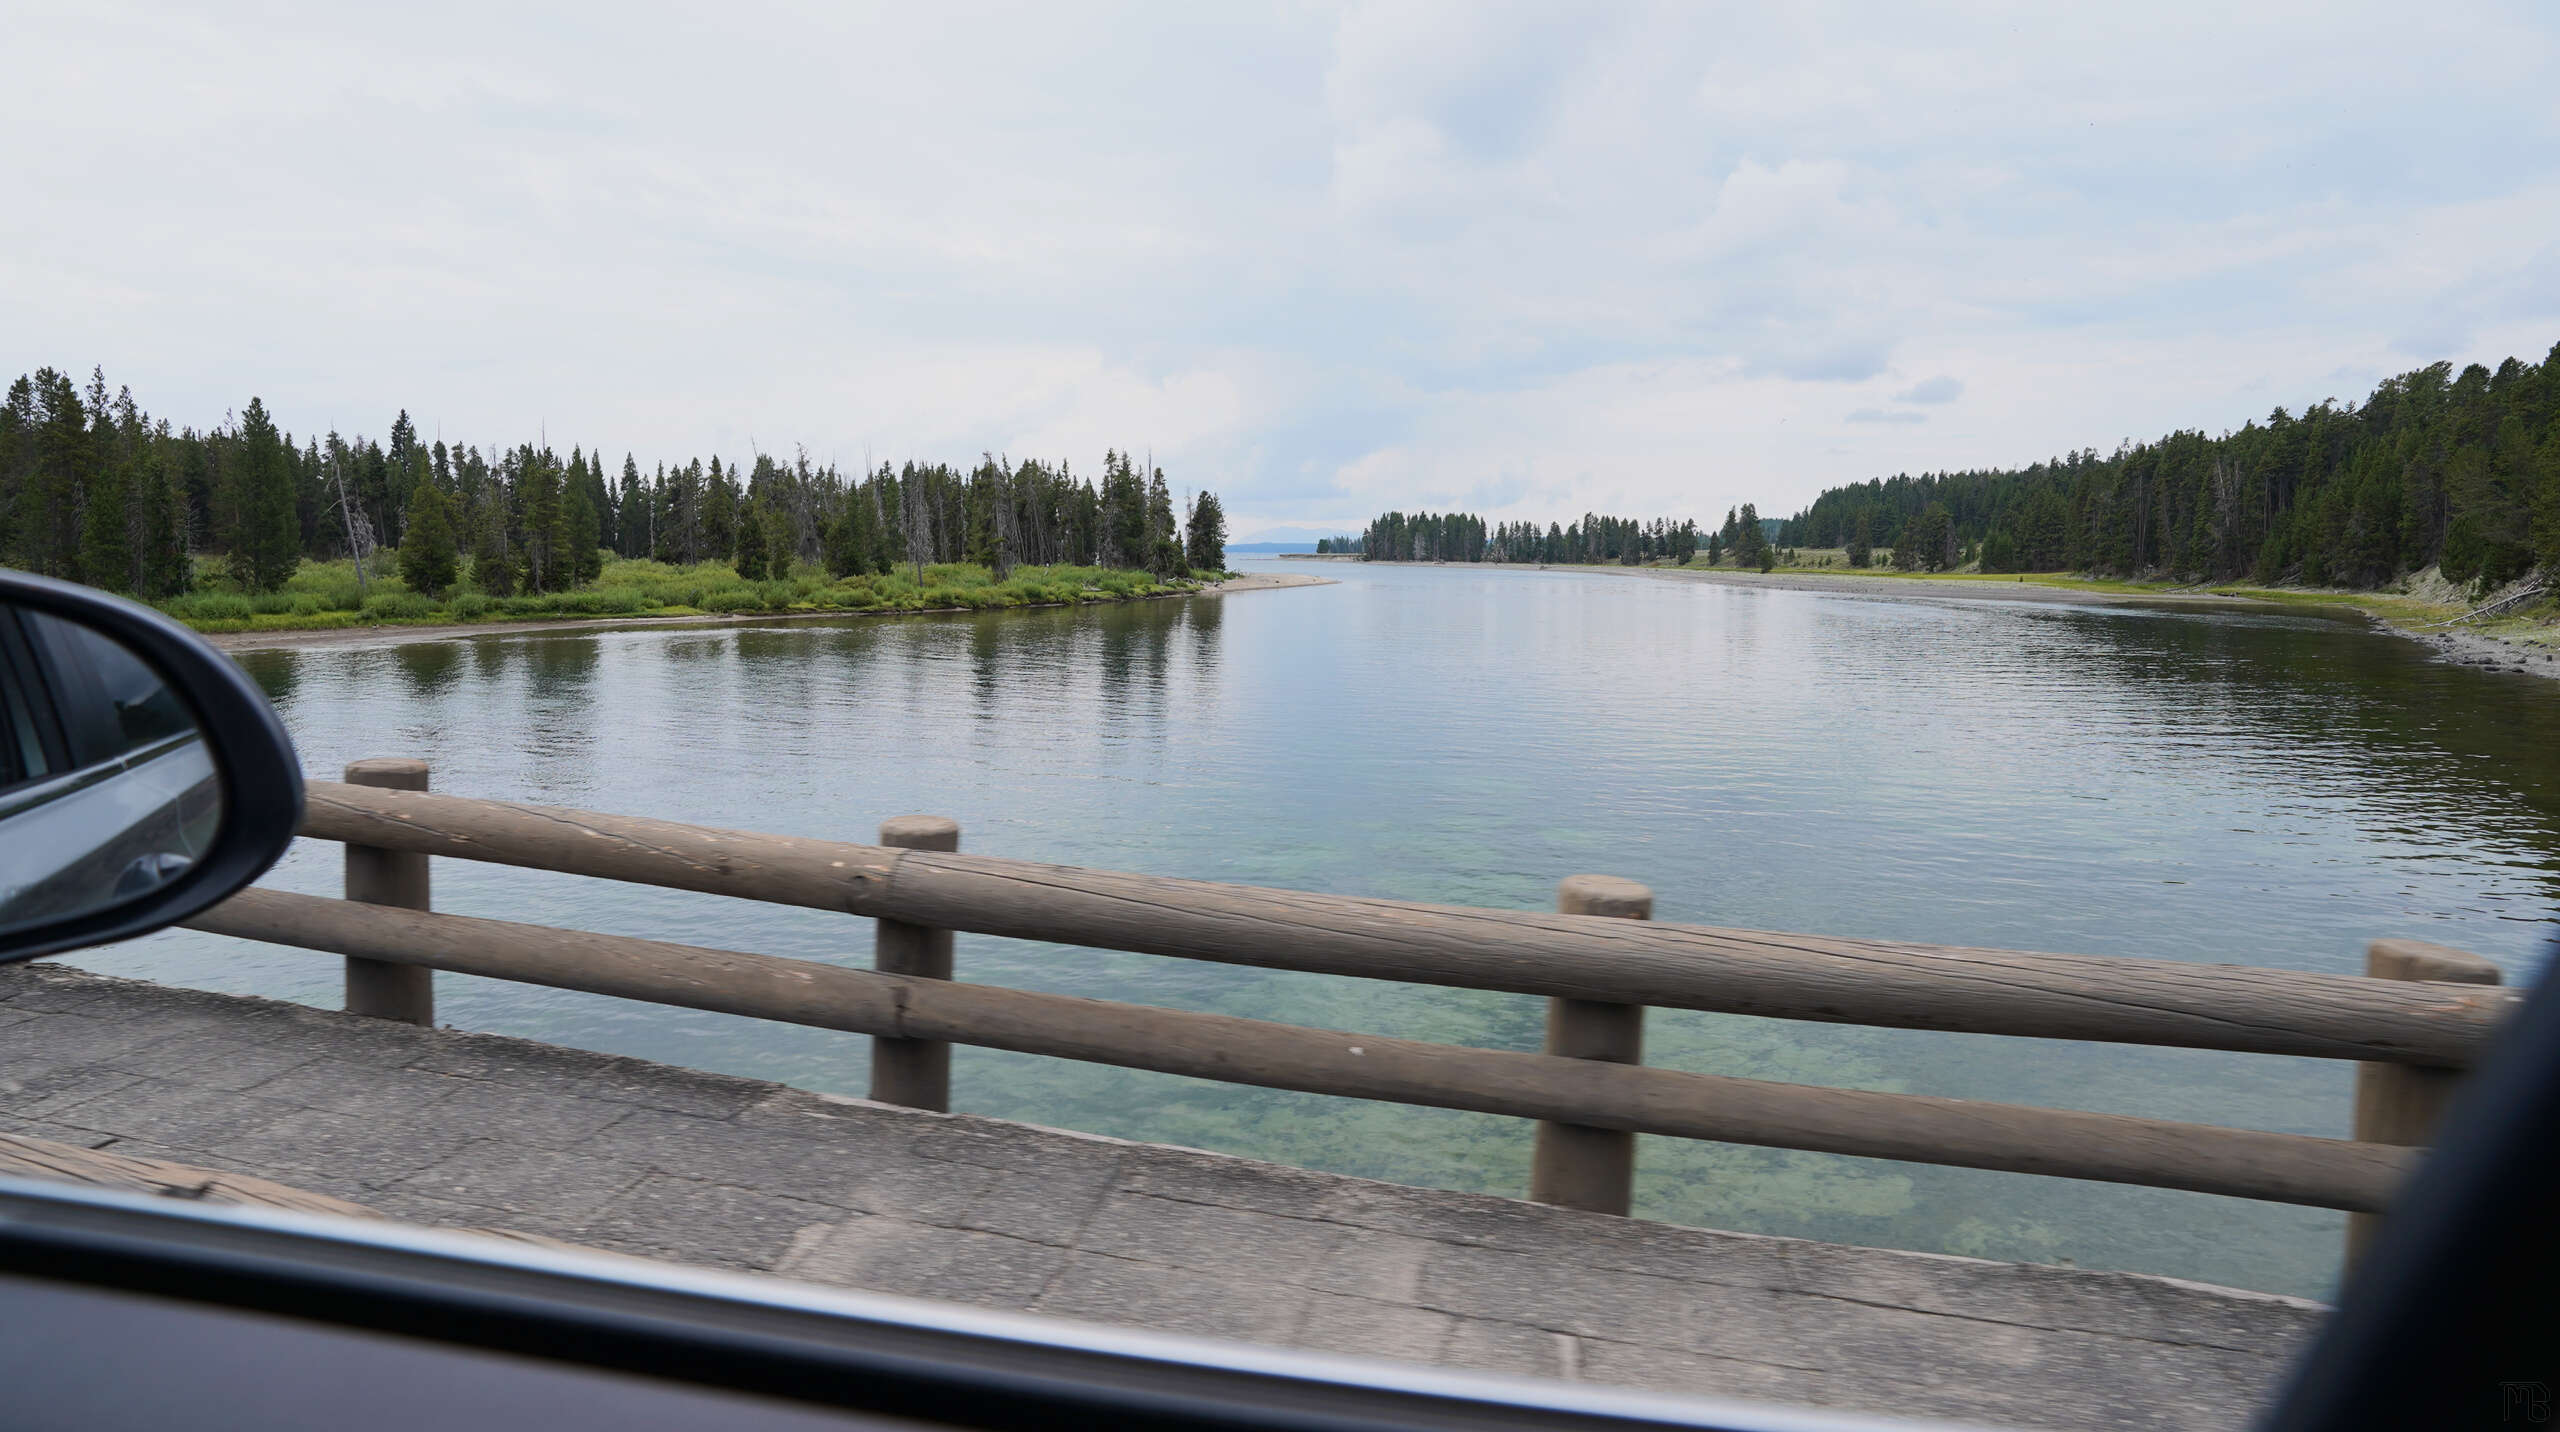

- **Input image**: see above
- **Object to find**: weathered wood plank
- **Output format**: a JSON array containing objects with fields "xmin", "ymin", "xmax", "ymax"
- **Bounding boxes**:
[
  {"xmin": 296, "ymin": 781, "xmax": 2517, "ymax": 1066},
  {"xmin": 186, "ymin": 888, "xmax": 2417, "ymax": 1212},
  {"xmin": 0, "ymin": 1131, "xmax": 611, "ymax": 1257},
  {"xmin": 0, "ymin": 1132, "xmax": 377, "ymax": 1218}
]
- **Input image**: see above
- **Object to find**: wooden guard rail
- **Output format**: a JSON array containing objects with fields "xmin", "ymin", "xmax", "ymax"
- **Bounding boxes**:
[{"xmin": 180, "ymin": 765, "xmax": 2524, "ymax": 1245}]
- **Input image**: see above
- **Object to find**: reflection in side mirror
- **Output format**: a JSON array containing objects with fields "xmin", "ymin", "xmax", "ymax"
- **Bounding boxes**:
[
  {"xmin": 0, "ymin": 608, "xmax": 225, "ymax": 937},
  {"xmin": 0, "ymin": 571, "xmax": 303, "ymax": 964}
]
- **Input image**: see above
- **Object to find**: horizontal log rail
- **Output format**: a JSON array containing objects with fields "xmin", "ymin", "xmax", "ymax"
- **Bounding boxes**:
[
  {"xmin": 183, "ymin": 888, "xmax": 2414, "ymax": 1212},
  {"xmin": 297, "ymin": 780, "xmax": 2516, "ymax": 1067}
]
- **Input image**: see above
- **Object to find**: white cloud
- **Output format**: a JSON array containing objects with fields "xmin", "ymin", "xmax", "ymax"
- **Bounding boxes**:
[
  {"xmin": 1895, "ymin": 377, "xmax": 1964, "ymax": 406},
  {"xmin": 3, "ymin": 0, "xmax": 2556, "ymax": 526}
]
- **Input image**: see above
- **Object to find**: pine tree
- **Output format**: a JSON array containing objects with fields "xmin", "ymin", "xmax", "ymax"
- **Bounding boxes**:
[
  {"xmin": 236, "ymin": 397, "xmax": 301, "ymax": 591},
  {"xmin": 652, "ymin": 461, "xmax": 693, "ymax": 564},
  {"xmin": 964, "ymin": 465, "xmax": 1001, "ymax": 571},
  {"xmin": 763, "ymin": 501, "xmax": 790, "ymax": 581},
  {"xmin": 399, "ymin": 482, "xmax": 460, "ymax": 596},
  {"xmin": 1144, "ymin": 465, "xmax": 1180, "ymax": 575},
  {"xmin": 870, "ymin": 466, "xmax": 900, "ymax": 574},
  {"xmin": 565, "ymin": 481, "xmax": 603, "ymax": 584},
  {"xmin": 1891, "ymin": 523, "xmax": 1921, "ymax": 571},
  {"xmin": 1846, "ymin": 512, "xmax": 1873, "ymax": 568},
  {"xmin": 824, "ymin": 495, "xmax": 871, "ymax": 579},
  {"xmin": 78, "ymin": 451, "xmax": 134, "ymax": 591},
  {"xmin": 1184, "ymin": 490, "xmax": 1226, "ymax": 573},
  {"xmin": 702, "ymin": 456, "xmax": 737, "ymax": 561},
  {"xmin": 1097, "ymin": 450, "xmax": 1147, "ymax": 568},
  {"xmin": 734, "ymin": 494, "xmax": 770, "ymax": 580},
  {"xmin": 2534, "ymin": 434, "xmax": 2560, "ymax": 574},
  {"xmin": 515, "ymin": 447, "xmax": 563, "ymax": 593},
  {"xmin": 580, "ymin": 449, "xmax": 615, "ymax": 558},
  {"xmin": 989, "ymin": 465, "xmax": 1017, "ymax": 581},
  {"xmin": 385, "ymin": 411, "xmax": 417, "ymax": 546},
  {"xmin": 352, "ymin": 438, "xmax": 392, "ymax": 549},
  {"xmin": 0, "ymin": 377, "xmax": 32, "ymax": 562},
  {"xmin": 617, "ymin": 455, "xmax": 646, "ymax": 558},
  {"xmin": 140, "ymin": 446, "xmax": 191, "ymax": 598},
  {"xmin": 1907, "ymin": 503, "xmax": 1954, "ymax": 571},
  {"xmin": 28, "ymin": 369, "xmax": 88, "ymax": 578},
  {"xmin": 469, "ymin": 518, "xmax": 514, "ymax": 596}
]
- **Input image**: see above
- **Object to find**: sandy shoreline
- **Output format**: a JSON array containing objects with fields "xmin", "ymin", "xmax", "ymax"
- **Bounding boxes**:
[
  {"xmin": 1209, "ymin": 570, "xmax": 1335, "ymax": 594},
  {"xmin": 205, "ymin": 570, "xmax": 1334, "ymax": 654}
]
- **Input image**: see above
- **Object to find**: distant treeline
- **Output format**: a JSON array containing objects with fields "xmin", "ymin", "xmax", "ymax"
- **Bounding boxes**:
[
  {"xmin": 1325, "ymin": 506, "xmax": 1803, "ymax": 569},
  {"xmin": 0, "ymin": 366, "xmax": 1228, "ymax": 599},
  {"xmin": 1336, "ymin": 510, "xmax": 1707, "ymax": 565},
  {"xmin": 1781, "ymin": 342, "xmax": 2560, "ymax": 588}
]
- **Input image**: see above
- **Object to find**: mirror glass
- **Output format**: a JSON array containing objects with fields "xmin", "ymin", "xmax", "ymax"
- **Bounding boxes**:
[{"xmin": 0, "ymin": 602, "xmax": 223, "ymax": 938}]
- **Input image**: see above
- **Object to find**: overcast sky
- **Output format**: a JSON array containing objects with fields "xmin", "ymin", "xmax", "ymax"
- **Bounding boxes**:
[{"xmin": 8, "ymin": 3, "xmax": 2558, "ymax": 538}]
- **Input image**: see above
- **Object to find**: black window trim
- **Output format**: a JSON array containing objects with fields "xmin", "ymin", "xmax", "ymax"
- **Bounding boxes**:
[
  {"xmin": 22, "ymin": 605, "xmax": 148, "ymax": 768},
  {"xmin": 0, "ymin": 609, "xmax": 72, "ymax": 788}
]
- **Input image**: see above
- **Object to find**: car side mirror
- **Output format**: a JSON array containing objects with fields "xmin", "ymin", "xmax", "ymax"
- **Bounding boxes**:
[{"xmin": 0, "ymin": 569, "xmax": 303, "ymax": 963}]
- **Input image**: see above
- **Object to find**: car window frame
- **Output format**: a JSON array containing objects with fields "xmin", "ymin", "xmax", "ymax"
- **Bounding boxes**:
[
  {"xmin": 22, "ymin": 608, "xmax": 154, "ymax": 769},
  {"xmin": 0, "ymin": 609, "xmax": 74, "ymax": 789}
]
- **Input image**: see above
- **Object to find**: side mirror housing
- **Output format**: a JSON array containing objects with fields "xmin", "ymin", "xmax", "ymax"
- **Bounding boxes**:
[{"xmin": 0, "ymin": 569, "xmax": 303, "ymax": 963}]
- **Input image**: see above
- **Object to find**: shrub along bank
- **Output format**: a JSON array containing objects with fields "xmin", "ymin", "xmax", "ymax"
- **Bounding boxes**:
[{"xmin": 159, "ymin": 556, "xmax": 1214, "ymax": 634}]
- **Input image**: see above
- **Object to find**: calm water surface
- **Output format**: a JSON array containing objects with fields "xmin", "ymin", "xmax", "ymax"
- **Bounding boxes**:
[{"xmin": 82, "ymin": 560, "xmax": 2560, "ymax": 1298}]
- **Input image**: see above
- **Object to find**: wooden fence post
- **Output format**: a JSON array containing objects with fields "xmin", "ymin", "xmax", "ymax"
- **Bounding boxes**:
[
  {"xmin": 1530, "ymin": 874, "xmax": 1653, "ymax": 1215},
  {"xmin": 342, "ymin": 758, "xmax": 434, "ymax": 1025},
  {"xmin": 871, "ymin": 815, "xmax": 961, "ymax": 1111},
  {"xmin": 2346, "ymin": 938, "xmax": 2502, "ymax": 1266}
]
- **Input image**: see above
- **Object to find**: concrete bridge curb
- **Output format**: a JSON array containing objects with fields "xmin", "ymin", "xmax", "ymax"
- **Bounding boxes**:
[{"xmin": 0, "ymin": 963, "xmax": 2323, "ymax": 1430}]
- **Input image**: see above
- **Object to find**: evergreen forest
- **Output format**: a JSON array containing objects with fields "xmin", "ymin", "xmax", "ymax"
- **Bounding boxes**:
[
  {"xmin": 1343, "ymin": 511, "xmax": 1704, "ymax": 566},
  {"xmin": 1338, "ymin": 343, "xmax": 2560, "ymax": 596},
  {"xmin": 1781, "ymin": 342, "xmax": 2560, "ymax": 590},
  {"xmin": 0, "ymin": 367, "xmax": 1231, "ymax": 606}
]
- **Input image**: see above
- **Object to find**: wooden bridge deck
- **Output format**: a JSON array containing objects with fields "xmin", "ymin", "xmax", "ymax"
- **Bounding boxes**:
[{"xmin": 0, "ymin": 962, "xmax": 2322, "ymax": 1430}]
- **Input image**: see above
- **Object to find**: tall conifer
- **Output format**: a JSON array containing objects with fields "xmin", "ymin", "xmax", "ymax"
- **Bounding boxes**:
[
  {"xmin": 1184, "ymin": 491, "xmax": 1226, "ymax": 573},
  {"xmin": 236, "ymin": 397, "xmax": 300, "ymax": 591},
  {"xmin": 399, "ymin": 482, "xmax": 459, "ymax": 596},
  {"xmin": 78, "ymin": 452, "xmax": 133, "ymax": 590},
  {"xmin": 734, "ymin": 494, "xmax": 769, "ymax": 580}
]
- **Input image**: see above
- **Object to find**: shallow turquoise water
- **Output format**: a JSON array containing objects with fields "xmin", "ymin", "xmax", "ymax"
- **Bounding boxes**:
[{"xmin": 82, "ymin": 559, "xmax": 2560, "ymax": 1297}]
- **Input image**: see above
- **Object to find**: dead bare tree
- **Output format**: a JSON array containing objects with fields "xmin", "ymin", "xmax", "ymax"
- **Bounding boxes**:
[
  {"xmin": 903, "ymin": 464, "xmax": 932, "ymax": 586},
  {"xmin": 329, "ymin": 452, "xmax": 377, "ymax": 598}
]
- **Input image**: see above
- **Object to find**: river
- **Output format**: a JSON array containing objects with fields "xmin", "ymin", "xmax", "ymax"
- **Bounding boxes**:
[{"xmin": 75, "ymin": 558, "xmax": 2560, "ymax": 1299}]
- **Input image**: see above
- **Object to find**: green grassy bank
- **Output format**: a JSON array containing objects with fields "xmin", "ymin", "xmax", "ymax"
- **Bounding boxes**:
[
  {"xmin": 159, "ymin": 556, "xmax": 1213, "ymax": 635},
  {"xmin": 1633, "ymin": 551, "xmax": 2560, "ymax": 646}
]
